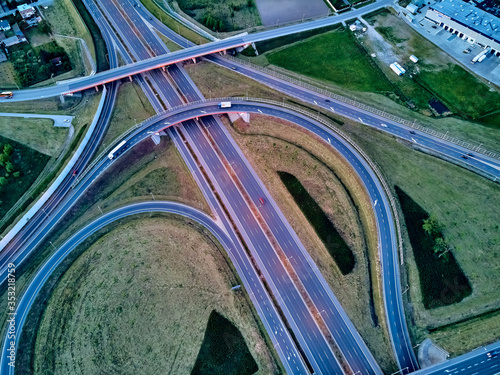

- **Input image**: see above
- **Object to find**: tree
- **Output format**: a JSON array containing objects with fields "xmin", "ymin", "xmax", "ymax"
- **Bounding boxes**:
[
  {"xmin": 13, "ymin": 171, "xmax": 20, "ymax": 178},
  {"xmin": 0, "ymin": 153, "xmax": 9, "ymax": 166},
  {"xmin": 5, "ymin": 162, "xmax": 15, "ymax": 173},
  {"xmin": 422, "ymin": 215, "xmax": 442, "ymax": 238},
  {"xmin": 0, "ymin": 177, "xmax": 7, "ymax": 186},
  {"xmin": 3, "ymin": 143, "xmax": 13, "ymax": 156}
]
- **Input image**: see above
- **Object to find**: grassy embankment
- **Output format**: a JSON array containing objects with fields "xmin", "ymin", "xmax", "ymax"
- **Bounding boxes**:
[
  {"xmin": 0, "ymin": 92, "xmax": 101, "ymax": 236},
  {"xmin": 139, "ymin": 0, "xmax": 210, "ymax": 44},
  {"xmin": 28, "ymin": 217, "xmax": 273, "ymax": 374},
  {"xmin": 246, "ymin": 23, "xmax": 500, "ymax": 151},
  {"xmin": 94, "ymin": 81, "xmax": 156, "ymax": 156},
  {"xmin": 278, "ymin": 171, "xmax": 355, "ymax": 275},
  {"xmin": 185, "ymin": 60, "xmax": 500, "ymax": 358},
  {"xmin": 0, "ymin": 137, "xmax": 50, "ymax": 218},
  {"xmin": 395, "ymin": 186, "xmax": 471, "ymax": 309},
  {"xmin": 175, "ymin": 0, "xmax": 261, "ymax": 32}
]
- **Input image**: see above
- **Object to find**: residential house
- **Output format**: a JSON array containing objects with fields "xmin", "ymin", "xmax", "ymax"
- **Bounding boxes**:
[
  {"xmin": 0, "ymin": 20, "xmax": 10, "ymax": 31},
  {"xmin": 17, "ymin": 4, "xmax": 35, "ymax": 19}
]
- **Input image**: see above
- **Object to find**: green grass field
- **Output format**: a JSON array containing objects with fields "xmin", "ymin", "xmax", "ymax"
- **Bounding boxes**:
[
  {"xmin": 278, "ymin": 171, "xmax": 355, "ymax": 275},
  {"xmin": 395, "ymin": 186, "xmax": 471, "ymax": 309},
  {"xmin": 266, "ymin": 29, "xmax": 393, "ymax": 92},
  {"xmin": 176, "ymin": 0, "xmax": 261, "ymax": 32},
  {"xmin": 29, "ymin": 217, "xmax": 276, "ymax": 374},
  {"xmin": 0, "ymin": 117, "xmax": 67, "ymax": 157},
  {"xmin": 96, "ymin": 81, "xmax": 155, "ymax": 155},
  {"xmin": 140, "ymin": 0, "xmax": 210, "ymax": 44},
  {"xmin": 0, "ymin": 136, "xmax": 50, "ymax": 219}
]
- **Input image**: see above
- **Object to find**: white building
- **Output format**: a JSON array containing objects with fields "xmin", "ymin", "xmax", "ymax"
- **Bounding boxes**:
[
  {"xmin": 390, "ymin": 62, "xmax": 406, "ymax": 75},
  {"xmin": 17, "ymin": 4, "xmax": 35, "ymax": 19},
  {"xmin": 425, "ymin": 0, "xmax": 500, "ymax": 56}
]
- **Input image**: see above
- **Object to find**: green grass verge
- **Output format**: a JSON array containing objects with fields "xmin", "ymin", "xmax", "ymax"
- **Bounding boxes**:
[
  {"xmin": 139, "ymin": 0, "xmax": 210, "ymax": 44},
  {"xmin": 415, "ymin": 64, "xmax": 500, "ymax": 121},
  {"xmin": 266, "ymin": 29, "xmax": 393, "ymax": 93},
  {"xmin": 395, "ymin": 186, "xmax": 472, "ymax": 309},
  {"xmin": 70, "ymin": 0, "xmax": 109, "ymax": 71},
  {"xmin": 0, "ymin": 136, "xmax": 50, "ymax": 219},
  {"xmin": 278, "ymin": 171, "xmax": 355, "ymax": 275},
  {"xmin": 254, "ymin": 24, "xmax": 341, "ymax": 54},
  {"xmin": 192, "ymin": 310, "xmax": 258, "ymax": 375}
]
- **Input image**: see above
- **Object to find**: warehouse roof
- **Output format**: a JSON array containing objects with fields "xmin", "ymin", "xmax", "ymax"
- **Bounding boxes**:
[{"xmin": 429, "ymin": 0, "xmax": 500, "ymax": 43}]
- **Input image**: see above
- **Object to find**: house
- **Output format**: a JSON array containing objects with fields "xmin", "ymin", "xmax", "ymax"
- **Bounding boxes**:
[
  {"xmin": 24, "ymin": 16, "xmax": 41, "ymax": 28},
  {"xmin": 0, "ymin": 49, "xmax": 7, "ymax": 62},
  {"xmin": 3, "ymin": 36, "xmax": 20, "ymax": 47},
  {"xmin": 0, "ymin": 20, "xmax": 10, "ymax": 31},
  {"xmin": 11, "ymin": 23, "xmax": 26, "ymax": 41},
  {"xmin": 17, "ymin": 4, "xmax": 35, "ymax": 19},
  {"xmin": 410, "ymin": 55, "xmax": 419, "ymax": 63}
]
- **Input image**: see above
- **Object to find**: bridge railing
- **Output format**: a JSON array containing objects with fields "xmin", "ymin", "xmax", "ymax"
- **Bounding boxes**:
[{"xmin": 222, "ymin": 55, "xmax": 500, "ymax": 161}]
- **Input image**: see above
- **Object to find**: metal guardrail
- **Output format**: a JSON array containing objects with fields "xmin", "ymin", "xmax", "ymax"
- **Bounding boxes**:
[{"xmin": 222, "ymin": 55, "xmax": 500, "ymax": 161}]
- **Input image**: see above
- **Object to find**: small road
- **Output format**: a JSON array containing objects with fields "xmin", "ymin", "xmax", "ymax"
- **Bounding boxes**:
[{"xmin": 0, "ymin": 113, "xmax": 73, "ymax": 127}]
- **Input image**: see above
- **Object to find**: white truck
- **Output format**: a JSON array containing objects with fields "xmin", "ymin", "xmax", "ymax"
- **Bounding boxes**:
[
  {"xmin": 218, "ymin": 101, "xmax": 232, "ymax": 108},
  {"xmin": 471, "ymin": 47, "xmax": 490, "ymax": 64}
]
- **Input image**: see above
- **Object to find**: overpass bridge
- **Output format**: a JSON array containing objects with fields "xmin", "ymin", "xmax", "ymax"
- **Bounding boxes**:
[{"xmin": 0, "ymin": 0, "xmax": 392, "ymax": 102}]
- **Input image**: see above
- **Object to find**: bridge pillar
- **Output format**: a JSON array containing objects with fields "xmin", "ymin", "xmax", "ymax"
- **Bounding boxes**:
[
  {"xmin": 59, "ymin": 94, "xmax": 65, "ymax": 104},
  {"xmin": 239, "ymin": 112, "xmax": 250, "ymax": 123},
  {"xmin": 128, "ymin": 76, "xmax": 133, "ymax": 82},
  {"xmin": 95, "ymin": 86, "xmax": 99, "ymax": 92},
  {"xmin": 162, "ymin": 66, "xmax": 166, "ymax": 71},
  {"xmin": 192, "ymin": 57, "xmax": 196, "ymax": 63}
]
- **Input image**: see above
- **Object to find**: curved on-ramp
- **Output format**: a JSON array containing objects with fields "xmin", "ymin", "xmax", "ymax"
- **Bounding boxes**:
[{"xmin": 2, "ymin": 99, "xmax": 417, "ymax": 374}]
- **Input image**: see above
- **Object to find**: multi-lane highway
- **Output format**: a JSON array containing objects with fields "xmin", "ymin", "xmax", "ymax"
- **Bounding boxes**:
[
  {"xmin": 0, "ymin": 201, "xmax": 309, "ymax": 375},
  {"xmin": 0, "ymin": 0, "xmax": 393, "ymax": 102}
]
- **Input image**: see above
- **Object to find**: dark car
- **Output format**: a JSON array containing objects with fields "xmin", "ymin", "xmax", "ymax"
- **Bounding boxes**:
[
  {"xmin": 461, "ymin": 155, "xmax": 468, "ymax": 159},
  {"xmin": 467, "ymin": 152, "xmax": 473, "ymax": 157},
  {"xmin": 409, "ymin": 130, "xmax": 416, "ymax": 134},
  {"xmin": 72, "ymin": 170, "xmax": 78, "ymax": 176},
  {"xmin": 259, "ymin": 197, "xmax": 265, "ymax": 205},
  {"xmin": 325, "ymin": 99, "xmax": 330, "ymax": 102}
]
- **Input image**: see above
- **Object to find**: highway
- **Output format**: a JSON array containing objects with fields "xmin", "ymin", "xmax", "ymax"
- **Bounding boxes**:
[
  {"xmin": 65, "ymin": 100, "xmax": 407, "ymax": 373},
  {"xmin": 0, "ymin": 0, "xmax": 393, "ymax": 102},
  {"xmin": 1, "ymin": 0, "xmax": 497, "ymax": 372},
  {"xmin": 0, "ymin": 202, "xmax": 309, "ymax": 375}
]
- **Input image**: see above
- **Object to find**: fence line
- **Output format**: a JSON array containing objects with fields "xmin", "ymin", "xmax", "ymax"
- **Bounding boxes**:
[{"xmin": 222, "ymin": 55, "xmax": 500, "ymax": 160}]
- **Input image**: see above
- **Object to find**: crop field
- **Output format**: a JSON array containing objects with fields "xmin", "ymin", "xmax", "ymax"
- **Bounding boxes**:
[
  {"xmin": 176, "ymin": 0, "xmax": 261, "ymax": 32},
  {"xmin": 32, "ymin": 217, "xmax": 276, "ymax": 374}
]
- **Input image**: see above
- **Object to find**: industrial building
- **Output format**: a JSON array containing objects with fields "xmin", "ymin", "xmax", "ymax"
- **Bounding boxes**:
[{"xmin": 425, "ymin": 0, "xmax": 500, "ymax": 56}]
